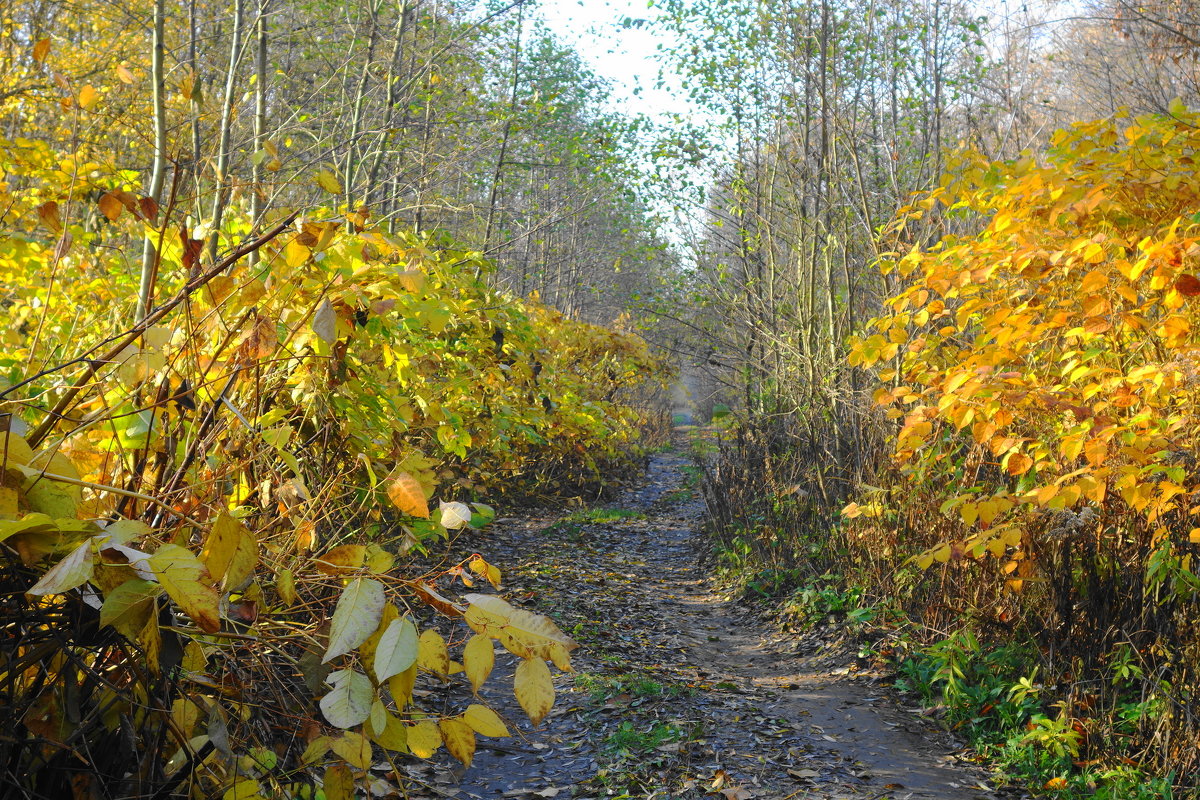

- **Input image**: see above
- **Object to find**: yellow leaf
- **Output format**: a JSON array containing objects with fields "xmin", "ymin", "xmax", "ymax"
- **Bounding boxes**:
[
  {"xmin": 932, "ymin": 543, "xmax": 952, "ymax": 563},
  {"xmin": 388, "ymin": 472, "xmax": 429, "ymax": 518},
  {"xmin": 116, "ymin": 63, "xmax": 135, "ymax": 84},
  {"xmin": 222, "ymin": 778, "xmax": 261, "ymax": 800},
  {"xmin": 463, "ymin": 633, "xmax": 494, "ymax": 693},
  {"xmin": 78, "ymin": 85, "xmax": 99, "ymax": 109},
  {"xmin": 463, "ymin": 704, "xmax": 509, "ymax": 738},
  {"xmin": 32, "ymin": 38, "xmax": 51, "ymax": 63},
  {"xmin": 513, "ymin": 657, "xmax": 554, "ymax": 726},
  {"xmin": 330, "ymin": 731, "xmax": 371, "ymax": 769},
  {"xmin": 439, "ymin": 717, "xmax": 476, "ymax": 766},
  {"xmin": 28, "ymin": 540, "xmax": 94, "ymax": 596},
  {"xmin": 407, "ymin": 719, "xmax": 442, "ymax": 758},
  {"xmin": 148, "ymin": 544, "xmax": 221, "ymax": 633},
  {"xmin": 315, "ymin": 169, "xmax": 342, "ymax": 194},
  {"xmin": 276, "ymin": 568, "xmax": 297, "ymax": 605},
  {"xmin": 547, "ymin": 642, "xmax": 573, "ymax": 673},
  {"xmin": 0, "ymin": 431, "xmax": 35, "ymax": 467},
  {"xmin": 417, "ymin": 629, "xmax": 450, "ymax": 674},
  {"xmin": 388, "ymin": 664, "xmax": 416, "ymax": 708},
  {"xmin": 314, "ymin": 544, "xmax": 365, "ymax": 574},
  {"xmin": 463, "ymin": 594, "xmax": 577, "ymax": 662},
  {"xmin": 365, "ymin": 543, "xmax": 394, "ymax": 574},
  {"xmin": 201, "ymin": 512, "xmax": 258, "ymax": 590},
  {"xmin": 366, "ymin": 706, "xmax": 408, "ymax": 752},
  {"xmin": 285, "ymin": 238, "xmax": 310, "ymax": 268},
  {"xmin": 396, "ymin": 270, "xmax": 426, "ymax": 293},
  {"xmin": 323, "ymin": 764, "xmax": 353, "ymax": 800}
]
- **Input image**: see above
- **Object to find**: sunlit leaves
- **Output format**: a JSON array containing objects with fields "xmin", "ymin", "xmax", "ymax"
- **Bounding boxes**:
[
  {"xmin": 406, "ymin": 720, "xmax": 441, "ymax": 758},
  {"xmin": 201, "ymin": 512, "xmax": 257, "ymax": 590},
  {"xmin": 27, "ymin": 539, "xmax": 93, "ymax": 595},
  {"xmin": 463, "ymin": 633, "xmax": 495, "ymax": 693},
  {"xmin": 440, "ymin": 716, "xmax": 476, "ymax": 766},
  {"xmin": 32, "ymin": 38, "xmax": 51, "ymax": 63},
  {"xmin": 148, "ymin": 545, "xmax": 221, "ymax": 633},
  {"xmin": 387, "ymin": 473, "xmax": 429, "ymax": 519},
  {"xmin": 856, "ymin": 109, "xmax": 1200, "ymax": 577},
  {"xmin": 416, "ymin": 629, "xmax": 450, "ymax": 674},
  {"xmin": 513, "ymin": 657, "xmax": 555, "ymax": 726},
  {"xmin": 314, "ymin": 169, "xmax": 342, "ymax": 194},
  {"xmin": 463, "ymin": 593, "xmax": 577, "ymax": 663},
  {"xmin": 463, "ymin": 704, "xmax": 509, "ymax": 737}
]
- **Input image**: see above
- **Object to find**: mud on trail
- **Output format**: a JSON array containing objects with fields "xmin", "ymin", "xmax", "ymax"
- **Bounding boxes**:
[{"xmin": 403, "ymin": 444, "xmax": 1001, "ymax": 800}]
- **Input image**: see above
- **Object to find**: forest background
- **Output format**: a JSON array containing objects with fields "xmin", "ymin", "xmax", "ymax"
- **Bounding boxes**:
[{"xmin": 3, "ymin": 0, "xmax": 1200, "ymax": 797}]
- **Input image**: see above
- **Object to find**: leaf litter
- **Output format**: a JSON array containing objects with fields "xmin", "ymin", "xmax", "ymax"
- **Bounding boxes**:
[{"xmin": 411, "ymin": 443, "xmax": 1001, "ymax": 799}]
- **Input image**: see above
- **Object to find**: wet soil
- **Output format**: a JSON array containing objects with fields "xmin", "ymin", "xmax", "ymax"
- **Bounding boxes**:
[{"xmin": 401, "ymin": 444, "xmax": 999, "ymax": 800}]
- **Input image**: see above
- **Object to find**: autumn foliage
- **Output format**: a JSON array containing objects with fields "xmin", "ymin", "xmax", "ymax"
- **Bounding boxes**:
[
  {"xmin": 0, "ymin": 30, "xmax": 668, "ymax": 796},
  {"xmin": 848, "ymin": 106, "xmax": 1200, "ymax": 777}
]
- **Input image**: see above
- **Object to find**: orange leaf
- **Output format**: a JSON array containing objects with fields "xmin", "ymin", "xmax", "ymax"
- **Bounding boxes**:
[
  {"xmin": 32, "ymin": 38, "xmax": 50, "ymax": 63},
  {"xmin": 1006, "ymin": 452, "xmax": 1033, "ymax": 476},
  {"xmin": 388, "ymin": 473, "xmax": 429, "ymax": 518},
  {"xmin": 98, "ymin": 193, "xmax": 123, "ymax": 221}
]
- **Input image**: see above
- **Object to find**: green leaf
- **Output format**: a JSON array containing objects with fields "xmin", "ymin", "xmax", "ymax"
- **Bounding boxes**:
[
  {"xmin": 319, "ymin": 669, "xmax": 373, "ymax": 729},
  {"xmin": 373, "ymin": 616, "xmax": 419, "ymax": 682},
  {"xmin": 324, "ymin": 577, "xmax": 386, "ymax": 663},
  {"xmin": 100, "ymin": 578, "xmax": 161, "ymax": 640}
]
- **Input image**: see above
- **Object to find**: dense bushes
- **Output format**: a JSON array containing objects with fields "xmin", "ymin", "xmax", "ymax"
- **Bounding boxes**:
[{"xmin": 0, "ymin": 195, "xmax": 669, "ymax": 796}]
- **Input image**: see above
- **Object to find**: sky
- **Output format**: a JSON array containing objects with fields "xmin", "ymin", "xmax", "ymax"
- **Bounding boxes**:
[{"xmin": 530, "ymin": 0, "xmax": 693, "ymax": 122}]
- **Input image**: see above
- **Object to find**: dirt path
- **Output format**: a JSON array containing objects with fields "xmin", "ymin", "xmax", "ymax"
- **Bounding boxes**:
[{"xmin": 403, "ymin": 445, "xmax": 999, "ymax": 800}]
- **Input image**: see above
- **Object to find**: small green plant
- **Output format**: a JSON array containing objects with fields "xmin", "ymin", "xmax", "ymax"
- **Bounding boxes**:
[
  {"xmin": 605, "ymin": 721, "xmax": 684, "ymax": 753},
  {"xmin": 1021, "ymin": 708, "xmax": 1081, "ymax": 759}
]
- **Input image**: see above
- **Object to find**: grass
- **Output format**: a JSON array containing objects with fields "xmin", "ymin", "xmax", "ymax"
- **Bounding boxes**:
[
  {"xmin": 605, "ymin": 721, "xmax": 686, "ymax": 753},
  {"xmin": 575, "ymin": 670, "xmax": 694, "ymax": 702}
]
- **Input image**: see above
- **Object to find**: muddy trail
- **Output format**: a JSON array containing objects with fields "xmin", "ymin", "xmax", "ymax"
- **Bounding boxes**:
[{"xmin": 401, "ymin": 442, "xmax": 1002, "ymax": 800}]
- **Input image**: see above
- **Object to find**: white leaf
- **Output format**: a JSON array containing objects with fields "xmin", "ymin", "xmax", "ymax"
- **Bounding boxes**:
[
  {"xmin": 312, "ymin": 298, "xmax": 337, "ymax": 344},
  {"xmin": 439, "ymin": 501, "xmax": 472, "ymax": 530}
]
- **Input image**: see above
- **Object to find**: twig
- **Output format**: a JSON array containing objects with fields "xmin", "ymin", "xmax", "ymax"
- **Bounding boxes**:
[{"xmin": 27, "ymin": 212, "xmax": 299, "ymax": 449}]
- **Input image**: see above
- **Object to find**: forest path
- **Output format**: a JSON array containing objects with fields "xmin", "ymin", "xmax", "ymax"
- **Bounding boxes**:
[{"xmin": 408, "ymin": 438, "xmax": 998, "ymax": 800}]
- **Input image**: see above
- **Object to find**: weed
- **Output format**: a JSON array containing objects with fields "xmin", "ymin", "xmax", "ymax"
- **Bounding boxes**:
[
  {"xmin": 605, "ymin": 721, "xmax": 684, "ymax": 753},
  {"xmin": 575, "ymin": 671, "xmax": 693, "ymax": 701}
]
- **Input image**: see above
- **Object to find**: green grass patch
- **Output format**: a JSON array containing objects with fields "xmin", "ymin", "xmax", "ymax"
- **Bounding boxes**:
[{"xmin": 605, "ymin": 721, "xmax": 686, "ymax": 754}]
